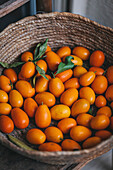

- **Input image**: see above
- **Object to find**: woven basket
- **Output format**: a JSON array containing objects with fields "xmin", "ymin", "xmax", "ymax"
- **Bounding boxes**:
[{"xmin": 0, "ymin": 12, "xmax": 113, "ymax": 165}]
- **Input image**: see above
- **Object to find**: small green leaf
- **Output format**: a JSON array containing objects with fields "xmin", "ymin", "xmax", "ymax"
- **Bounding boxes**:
[
  {"xmin": 34, "ymin": 43, "xmax": 41, "ymax": 59},
  {"xmin": 103, "ymin": 69, "xmax": 107, "ymax": 76},
  {"xmin": 9, "ymin": 61, "xmax": 25, "ymax": 68},
  {"xmin": 0, "ymin": 62, "xmax": 9, "ymax": 68},
  {"xmin": 88, "ymin": 106, "xmax": 96, "ymax": 117},
  {"xmin": 8, "ymin": 134, "xmax": 35, "ymax": 151},
  {"xmin": 36, "ymin": 65, "xmax": 48, "ymax": 80},
  {"xmin": 51, "ymin": 72, "xmax": 55, "ymax": 78},
  {"xmin": 9, "ymin": 80, "xmax": 13, "ymax": 90},
  {"xmin": 40, "ymin": 55, "xmax": 47, "ymax": 60},
  {"xmin": 34, "ymin": 39, "xmax": 48, "ymax": 61},
  {"xmin": 0, "ymin": 61, "xmax": 25, "ymax": 69},
  {"xmin": 28, "ymin": 57, "xmax": 33, "ymax": 61},
  {"xmin": 60, "ymin": 138, "xmax": 63, "ymax": 141},
  {"xmin": 88, "ymin": 108, "xmax": 93, "ymax": 115},
  {"xmin": 55, "ymin": 56, "xmax": 74, "ymax": 75},
  {"xmin": 33, "ymin": 55, "xmax": 47, "ymax": 64}
]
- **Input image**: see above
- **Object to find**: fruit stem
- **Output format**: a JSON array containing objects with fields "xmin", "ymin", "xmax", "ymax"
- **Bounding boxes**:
[
  {"xmin": 51, "ymin": 72, "xmax": 55, "ymax": 78},
  {"xmin": 103, "ymin": 69, "xmax": 107, "ymax": 76},
  {"xmin": 9, "ymin": 80, "xmax": 13, "ymax": 90}
]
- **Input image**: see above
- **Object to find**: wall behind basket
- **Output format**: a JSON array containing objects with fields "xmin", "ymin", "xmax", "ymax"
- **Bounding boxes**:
[{"xmin": 53, "ymin": 0, "xmax": 113, "ymax": 28}]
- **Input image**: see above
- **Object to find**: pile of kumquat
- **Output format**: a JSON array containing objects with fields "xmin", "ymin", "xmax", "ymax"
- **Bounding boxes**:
[{"xmin": 0, "ymin": 39, "xmax": 113, "ymax": 152}]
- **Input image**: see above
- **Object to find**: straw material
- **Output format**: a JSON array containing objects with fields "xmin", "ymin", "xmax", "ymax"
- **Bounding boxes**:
[{"xmin": 0, "ymin": 12, "xmax": 113, "ymax": 165}]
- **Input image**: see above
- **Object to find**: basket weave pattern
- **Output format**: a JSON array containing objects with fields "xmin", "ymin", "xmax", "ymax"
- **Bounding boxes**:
[{"xmin": 0, "ymin": 12, "xmax": 113, "ymax": 165}]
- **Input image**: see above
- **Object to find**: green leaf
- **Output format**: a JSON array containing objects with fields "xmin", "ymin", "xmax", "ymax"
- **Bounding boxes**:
[
  {"xmin": 9, "ymin": 61, "xmax": 25, "ymax": 68},
  {"xmin": 28, "ymin": 57, "xmax": 33, "ymax": 61},
  {"xmin": 103, "ymin": 69, "xmax": 107, "ymax": 76},
  {"xmin": 9, "ymin": 80, "xmax": 13, "ymax": 90},
  {"xmin": 51, "ymin": 72, "xmax": 55, "ymax": 78},
  {"xmin": 0, "ymin": 61, "xmax": 25, "ymax": 68},
  {"xmin": 40, "ymin": 55, "xmax": 47, "ymax": 60},
  {"xmin": 34, "ymin": 43, "xmax": 41, "ymax": 59},
  {"xmin": 36, "ymin": 65, "xmax": 48, "ymax": 80},
  {"xmin": 0, "ymin": 62, "xmax": 9, "ymax": 68},
  {"xmin": 55, "ymin": 56, "xmax": 75, "ymax": 75},
  {"xmin": 34, "ymin": 39, "xmax": 48, "ymax": 61},
  {"xmin": 88, "ymin": 106, "xmax": 96, "ymax": 117},
  {"xmin": 33, "ymin": 55, "xmax": 47, "ymax": 64},
  {"xmin": 88, "ymin": 108, "xmax": 93, "ymax": 115},
  {"xmin": 60, "ymin": 138, "xmax": 63, "ymax": 141},
  {"xmin": 8, "ymin": 135, "xmax": 35, "ymax": 151}
]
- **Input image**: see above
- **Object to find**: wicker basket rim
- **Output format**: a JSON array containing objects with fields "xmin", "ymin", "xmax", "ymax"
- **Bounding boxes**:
[
  {"xmin": 0, "ymin": 12, "xmax": 113, "ymax": 36},
  {"xmin": 1, "ymin": 134, "xmax": 113, "ymax": 156}
]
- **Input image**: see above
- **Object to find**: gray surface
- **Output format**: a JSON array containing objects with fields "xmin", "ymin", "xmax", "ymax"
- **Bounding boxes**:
[{"xmin": 82, "ymin": 150, "xmax": 112, "ymax": 170}]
